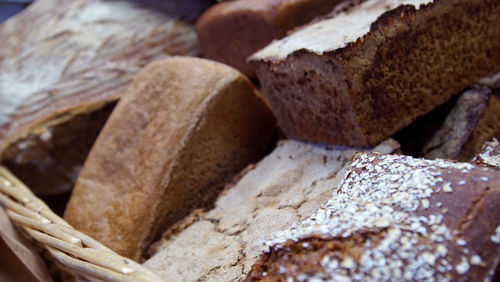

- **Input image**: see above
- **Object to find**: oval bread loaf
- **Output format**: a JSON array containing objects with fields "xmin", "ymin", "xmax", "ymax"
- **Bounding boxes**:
[
  {"xmin": 64, "ymin": 56, "xmax": 276, "ymax": 260},
  {"xmin": 196, "ymin": 0, "xmax": 341, "ymax": 78}
]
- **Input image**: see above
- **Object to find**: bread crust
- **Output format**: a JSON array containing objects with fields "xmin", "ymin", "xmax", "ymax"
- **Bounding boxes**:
[
  {"xmin": 251, "ymin": 0, "xmax": 500, "ymax": 146},
  {"xmin": 143, "ymin": 139, "xmax": 400, "ymax": 280},
  {"xmin": 196, "ymin": 0, "xmax": 340, "ymax": 77},
  {"xmin": 246, "ymin": 153, "xmax": 500, "ymax": 281},
  {"xmin": 0, "ymin": 0, "xmax": 201, "ymax": 196},
  {"xmin": 64, "ymin": 57, "xmax": 276, "ymax": 260}
]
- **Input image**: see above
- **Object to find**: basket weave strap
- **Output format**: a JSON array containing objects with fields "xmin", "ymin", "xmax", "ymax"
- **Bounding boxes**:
[{"xmin": 0, "ymin": 166, "xmax": 164, "ymax": 282}]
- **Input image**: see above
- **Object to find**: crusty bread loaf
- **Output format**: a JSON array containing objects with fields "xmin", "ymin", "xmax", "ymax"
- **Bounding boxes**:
[
  {"xmin": 473, "ymin": 138, "xmax": 500, "ymax": 169},
  {"xmin": 246, "ymin": 152, "xmax": 500, "ymax": 281},
  {"xmin": 250, "ymin": 0, "xmax": 500, "ymax": 147},
  {"xmin": 0, "ymin": 0, "xmax": 202, "ymax": 196},
  {"xmin": 421, "ymin": 86, "xmax": 500, "ymax": 161},
  {"xmin": 196, "ymin": 0, "xmax": 340, "ymax": 78},
  {"xmin": 395, "ymin": 86, "xmax": 500, "ymax": 161},
  {"xmin": 143, "ymin": 139, "xmax": 400, "ymax": 281},
  {"xmin": 64, "ymin": 57, "xmax": 276, "ymax": 260}
]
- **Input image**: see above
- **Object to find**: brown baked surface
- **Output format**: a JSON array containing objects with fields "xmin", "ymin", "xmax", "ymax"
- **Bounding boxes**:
[
  {"xmin": 0, "ymin": 0, "xmax": 201, "ymax": 196},
  {"xmin": 143, "ymin": 139, "xmax": 400, "ymax": 281},
  {"xmin": 250, "ymin": 0, "xmax": 500, "ymax": 147},
  {"xmin": 64, "ymin": 57, "xmax": 276, "ymax": 260},
  {"xmin": 196, "ymin": 0, "xmax": 340, "ymax": 77},
  {"xmin": 246, "ymin": 152, "xmax": 500, "ymax": 281}
]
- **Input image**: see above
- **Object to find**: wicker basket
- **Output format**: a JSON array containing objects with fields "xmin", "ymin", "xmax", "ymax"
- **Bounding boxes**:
[{"xmin": 0, "ymin": 166, "xmax": 164, "ymax": 282}]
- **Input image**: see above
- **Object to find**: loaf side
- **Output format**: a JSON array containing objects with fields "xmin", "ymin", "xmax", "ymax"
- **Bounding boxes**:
[
  {"xmin": 251, "ymin": 0, "xmax": 500, "ymax": 146},
  {"xmin": 64, "ymin": 57, "xmax": 276, "ymax": 260},
  {"xmin": 196, "ymin": 0, "xmax": 340, "ymax": 77},
  {"xmin": 0, "ymin": 0, "xmax": 201, "ymax": 196}
]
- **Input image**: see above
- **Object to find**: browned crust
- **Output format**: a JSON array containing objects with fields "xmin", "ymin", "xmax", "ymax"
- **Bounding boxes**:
[
  {"xmin": 245, "ymin": 232, "xmax": 383, "ymax": 281},
  {"xmin": 0, "ymin": 0, "xmax": 203, "ymax": 200},
  {"xmin": 0, "ymin": 0, "xmax": 202, "ymax": 155},
  {"xmin": 196, "ymin": 0, "xmax": 340, "ymax": 77},
  {"xmin": 343, "ymin": 0, "xmax": 499, "ymax": 145},
  {"xmin": 64, "ymin": 57, "xmax": 276, "ymax": 260},
  {"xmin": 245, "ymin": 154, "xmax": 500, "ymax": 281},
  {"xmin": 252, "ymin": 0, "xmax": 500, "ymax": 146}
]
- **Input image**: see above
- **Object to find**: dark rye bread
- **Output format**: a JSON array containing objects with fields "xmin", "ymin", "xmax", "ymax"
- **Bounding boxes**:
[
  {"xmin": 246, "ymin": 152, "xmax": 500, "ymax": 281},
  {"xmin": 473, "ymin": 139, "xmax": 500, "ymax": 169},
  {"xmin": 395, "ymin": 86, "xmax": 500, "ymax": 161},
  {"xmin": 143, "ymin": 139, "xmax": 400, "ymax": 281},
  {"xmin": 196, "ymin": 0, "xmax": 341, "ymax": 78},
  {"xmin": 64, "ymin": 57, "xmax": 276, "ymax": 260},
  {"xmin": 250, "ymin": 0, "xmax": 500, "ymax": 147},
  {"xmin": 0, "ymin": 0, "xmax": 202, "ymax": 196}
]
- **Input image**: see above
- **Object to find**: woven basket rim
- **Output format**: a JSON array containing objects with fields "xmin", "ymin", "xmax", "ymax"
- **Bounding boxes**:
[{"xmin": 0, "ymin": 166, "xmax": 164, "ymax": 282}]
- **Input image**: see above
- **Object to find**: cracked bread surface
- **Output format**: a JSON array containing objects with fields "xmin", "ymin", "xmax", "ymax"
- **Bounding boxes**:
[
  {"xmin": 143, "ymin": 139, "xmax": 399, "ymax": 281},
  {"xmin": 245, "ymin": 152, "xmax": 500, "ymax": 281},
  {"xmin": 250, "ymin": 0, "xmax": 500, "ymax": 147}
]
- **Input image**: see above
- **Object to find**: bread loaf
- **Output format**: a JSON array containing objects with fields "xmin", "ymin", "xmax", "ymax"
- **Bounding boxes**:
[
  {"xmin": 250, "ymin": 0, "xmax": 500, "ymax": 147},
  {"xmin": 421, "ymin": 86, "xmax": 500, "ymax": 161},
  {"xmin": 196, "ymin": 0, "xmax": 340, "ymax": 78},
  {"xmin": 0, "ymin": 0, "xmax": 202, "ymax": 196},
  {"xmin": 64, "ymin": 57, "xmax": 276, "ymax": 260},
  {"xmin": 246, "ymin": 152, "xmax": 500, "ymax": 281},
  {"xmin": 395, "ymin": 86, "xmax": 500, "ymax": 161},
  {"xmin": 143, "ymin": 139, "xmax": 400, "ymax": 281}
]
